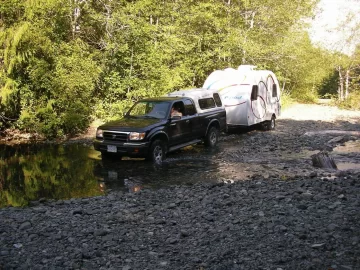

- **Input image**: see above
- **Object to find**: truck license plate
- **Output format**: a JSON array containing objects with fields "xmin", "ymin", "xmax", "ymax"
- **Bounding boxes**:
[{"xmin": 107, "ymin": 145, "xmax": 117, "ymax": 153}]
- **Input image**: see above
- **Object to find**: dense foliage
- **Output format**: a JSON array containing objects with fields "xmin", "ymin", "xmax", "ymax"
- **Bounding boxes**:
[{"xmin": 1, "ymin": 0, "xmax": 359, "ymax": 138}]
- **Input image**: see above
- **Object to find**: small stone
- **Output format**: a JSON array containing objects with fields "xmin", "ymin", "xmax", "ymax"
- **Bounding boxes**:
[
  {"xmin": 180, "ymin": 230, "xmax": 189, "ymax": 237},
  {"xmin": 311, "ymin": 243, "xmax": 325, "ymax": 248},
  {"xmin": 0, "ymin": 250, "xmax": 9, "ymax": 256},
  {"xmin": 240, "ymin": 189, "xmax": 248, "ymax": 196},
  {"xmin": 148, "ymin": 251, "xmax": 158, "ymax": 256},
  {"xmin": 94, "ymin": 230, "xmax": 108, "ymax": 236},
  {"xmin": 13, "ymin": 243, "xmax": 23, "ymax": 249},
  {"xmin": 122, "ymin": 266, "xmax": 131, "ymax": 270},
  {"xmin": 29, "ymin": 234, "xmax": 38, "ymax": 241},
  {"xmin": 168, "ymin": 203, "xmax": 176, "ymax": 209},
  {"xmin": 68, "ymin": 237, "xmax": 75, "ymax": 243},
  {"xmin": 297, "ymin": 204, "xmax": 308, "ymax": 210},
  {"xmin": 327, "ymin": 223, "xmax": 338, "ymax": 231},
  {"xmin": 167, "ymin": 238, "xmax": 178, "ymax": 244},
  {"xmin": 19, "ymin": 221, "xmax": 32, "ymax": 231}
]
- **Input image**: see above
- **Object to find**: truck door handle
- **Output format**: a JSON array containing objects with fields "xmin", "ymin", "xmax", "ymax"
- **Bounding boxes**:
[
  {"xmin": 171, "ymin": 123, "xmax": 176, "ymax": 126},
  {"xmin": 186, "ymin": 120, "xmax": 190, "ymax": 123}
]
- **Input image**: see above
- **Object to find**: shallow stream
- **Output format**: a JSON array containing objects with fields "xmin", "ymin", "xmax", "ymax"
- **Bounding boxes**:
[{"xmin": 1, "ymin": 137, "xmax": 359, "ymax": 208}]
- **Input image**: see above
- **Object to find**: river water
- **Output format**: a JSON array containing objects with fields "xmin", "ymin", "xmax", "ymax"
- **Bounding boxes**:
[
  {"xmin": 1, "ymin": 136, "xmax": 359, "ymax": 208},
  {"xmin": 0, "ymin": 143, "xmax": 224, "ymax": 208}
]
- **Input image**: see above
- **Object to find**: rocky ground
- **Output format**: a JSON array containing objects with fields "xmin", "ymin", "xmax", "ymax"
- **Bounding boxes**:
[{"xmin": 1, "ymin": 102, "xmax": 360, "ymax": 270}]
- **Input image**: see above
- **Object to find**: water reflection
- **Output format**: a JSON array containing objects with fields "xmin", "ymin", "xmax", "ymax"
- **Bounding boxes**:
[
  {"xmin": 0, "ymin": 143, "xmax": 103, "ymax": 208},
  {"xmin": 94, "ymin": 152, "xmax": 221, "ymax": 193},
  {"xmin": 0, "ymin": 143, "xmax": 222, "ymax": 208}
]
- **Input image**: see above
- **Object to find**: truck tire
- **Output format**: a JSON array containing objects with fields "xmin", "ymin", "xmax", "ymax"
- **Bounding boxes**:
[
  {"xmin": 204, "ymin": 127, "xmax": 219, "ymax": 147},
  {"xmin": 147, "ymin": 140, "xmax": 165, "ymax": 163}
]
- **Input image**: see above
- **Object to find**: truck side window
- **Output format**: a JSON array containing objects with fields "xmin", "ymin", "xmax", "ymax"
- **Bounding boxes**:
[
  {"xmin": 199, "ymin": 98, "xmax": 216, "ymax": 109},
  {"xmin": 213, "ymin": 93, "xmax": 222, "ymax": 107},
  {"xmin": 183, "ymin": 99, "xmax": 196, "ymax": 116}
]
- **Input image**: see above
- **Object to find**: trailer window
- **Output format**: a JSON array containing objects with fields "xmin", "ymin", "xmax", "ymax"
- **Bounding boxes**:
[
  {"xmin": 213, "ymin": 93, "xmax": 222, "ymax": 107},
  {"xmin": 199, "ymin": 98, "xmax": 216, "ymax": 109},
  {"xmin": 267, "ymin": 75, "xmax": 277, "ymax": 98}
]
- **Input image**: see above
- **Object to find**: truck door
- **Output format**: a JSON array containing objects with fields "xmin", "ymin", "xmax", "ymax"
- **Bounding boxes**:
[
  {"xmin": 168, "ymin": 101, "xmax": 192, "ymax": 146},
  {"xmin": 183, "ymin": 99, "xmax": 199, "ymax": 139}
]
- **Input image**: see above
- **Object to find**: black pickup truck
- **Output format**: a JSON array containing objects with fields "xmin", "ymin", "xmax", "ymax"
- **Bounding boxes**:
[{"xmin": 93, "ymin": 89, "xmax": 226, "ymax": 163}]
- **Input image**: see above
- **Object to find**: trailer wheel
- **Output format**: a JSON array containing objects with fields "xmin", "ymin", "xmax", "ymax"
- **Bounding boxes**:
[
  {"xmin": 204, "ymin": 127, "xmax": 219, "ymax": 147},
  {"xmin": 269, "ymin": 116, "xmax": 276, "ymax": 130},
  {"xmin": 147, "ymin": 140, "xmax": 166, "ymax": 164},
  {"xmin": 263, "ymin": 116, "xmax": 276, "ymax": 131}
]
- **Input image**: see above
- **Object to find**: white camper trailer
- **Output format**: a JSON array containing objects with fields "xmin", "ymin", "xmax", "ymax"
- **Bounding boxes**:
[{"xmin": 202, "ymin": 65, "xmax": 281, "ymax": 130}]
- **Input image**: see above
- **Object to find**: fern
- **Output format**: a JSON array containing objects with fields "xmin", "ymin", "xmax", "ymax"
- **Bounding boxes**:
[
  {"xmin": 0, "ymin": 78, "xmax": 18, "ymax": 105},
  {"xmin": 3, "ymin": 22, "xmax": 30, "ymax": 74}
]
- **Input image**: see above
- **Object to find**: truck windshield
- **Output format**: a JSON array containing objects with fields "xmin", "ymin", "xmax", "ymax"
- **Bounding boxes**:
[{"xmin": 127, "ymin": 101, "xmax": 170, "ymax": 119}]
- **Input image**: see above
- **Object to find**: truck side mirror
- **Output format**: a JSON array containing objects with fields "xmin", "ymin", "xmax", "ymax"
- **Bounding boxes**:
[
  {"xmin": 272, "ymin": 84, "xmax": 277, "ymax": 97},
  {"xmin": 251, "ymin": 85, "xmax": 258, "ymax": 101}
]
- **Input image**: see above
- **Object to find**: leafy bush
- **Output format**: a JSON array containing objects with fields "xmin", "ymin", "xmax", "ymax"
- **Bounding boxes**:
[
  {"xmin": 279, "ymin": 89, "xmax": 294, "ymax": 110},
  {"xmin": 62, "ymin": 102, "xmax": 91, "ymax": 136},
  {"xmin": 295, "ymin": 91, "xmax": 318, "ymax": 104},
  {"xmin": 337, "ymin": 93, "xmax": 360, "ymax": 110}
]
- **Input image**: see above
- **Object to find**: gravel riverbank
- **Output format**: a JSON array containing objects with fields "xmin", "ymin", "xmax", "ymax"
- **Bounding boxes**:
[
  {"xmin": 1, "ymin": 103, "xmax": 360, "ymax": 270},
  {"xmin": 1, "ymin": 173, "xmax": 360, "ymax": 270}
]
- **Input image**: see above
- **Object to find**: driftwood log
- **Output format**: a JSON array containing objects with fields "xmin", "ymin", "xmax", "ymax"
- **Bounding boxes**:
[{"xmin": 311, "ymin": 151, "xmax": 337, "ymax": 169}]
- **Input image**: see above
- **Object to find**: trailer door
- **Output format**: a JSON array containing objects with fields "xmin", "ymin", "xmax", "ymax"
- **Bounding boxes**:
[{"xmin": 266, "ymin": 75, "xmax": 279, "ymax": 115}]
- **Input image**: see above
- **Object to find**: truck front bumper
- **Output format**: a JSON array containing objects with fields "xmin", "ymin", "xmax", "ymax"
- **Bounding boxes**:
[{"xmin": 93, "ymin": 140, "xmax": 151, "ymax": 158}]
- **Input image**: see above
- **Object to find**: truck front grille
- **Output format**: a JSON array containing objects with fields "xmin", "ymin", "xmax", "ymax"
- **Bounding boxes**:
[{"xmin": 103, "ymin": 131, "xmax": 129, "ymax": 142}]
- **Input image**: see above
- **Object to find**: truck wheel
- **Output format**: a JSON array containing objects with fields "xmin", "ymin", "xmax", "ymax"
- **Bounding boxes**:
[
  {"xmin": 204, "ymin": 127, "xmax": 219, "ymax": 147},
  {"xmin": 148, "ymin": 140, "xmax": 165, "ymax": 163}
]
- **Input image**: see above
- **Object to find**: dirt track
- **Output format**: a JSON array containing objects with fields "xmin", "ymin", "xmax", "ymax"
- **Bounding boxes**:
[{"xmin": 280, "ymin": 102, "xmax": 360, "ymax": 123}]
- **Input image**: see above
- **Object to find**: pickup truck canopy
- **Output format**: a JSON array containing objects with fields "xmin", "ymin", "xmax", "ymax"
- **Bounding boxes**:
[{"xmin": 166, "ymin": 88, "xmax": 224, "ymax": 113}]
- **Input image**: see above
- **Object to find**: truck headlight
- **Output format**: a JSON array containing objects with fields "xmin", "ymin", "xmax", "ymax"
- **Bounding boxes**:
[
  {"xmin": 96, "ymin": 129, "xmax": 103, "ymax": 138},
  {"xmin": 129, "ymin": 132, "xmax": 146, "ymax": 140}
]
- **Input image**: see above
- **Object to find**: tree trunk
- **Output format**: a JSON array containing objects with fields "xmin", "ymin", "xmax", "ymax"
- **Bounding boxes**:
[
  {"xmin": 338, "ymin": 66, "xmax": 344, "ymax": 101},
  {"xmin": 345, "ymin": 69, "xmax": 350, "ymax": 99},
  {"xmin": 72, "ymin": 0, "xmax": 81, "ymax": 39}
]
